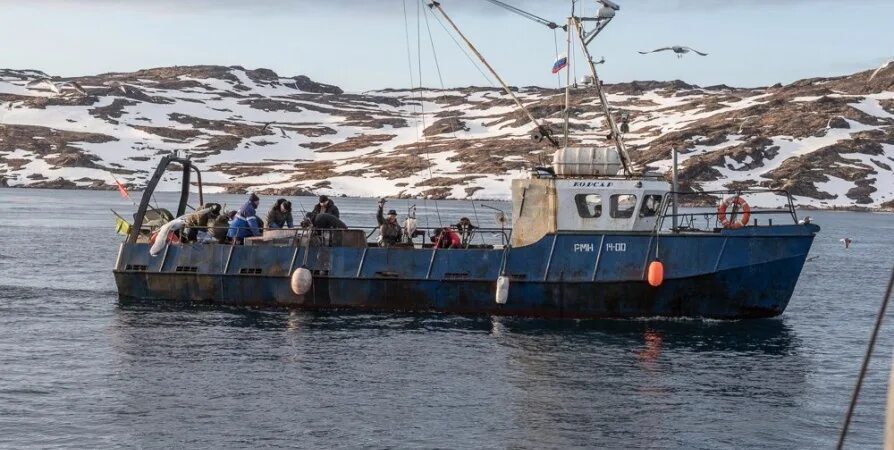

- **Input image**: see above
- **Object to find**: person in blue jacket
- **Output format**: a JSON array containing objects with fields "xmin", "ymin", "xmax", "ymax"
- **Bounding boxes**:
[{"xmin": 228, "ymin": 193, "xmax": 262, "ymax": 243}]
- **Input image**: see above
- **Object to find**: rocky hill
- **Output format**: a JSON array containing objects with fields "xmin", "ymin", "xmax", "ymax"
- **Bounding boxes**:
[{"xmin": 1, "ymin": 64, "xmax": 893, "ymax": 209}]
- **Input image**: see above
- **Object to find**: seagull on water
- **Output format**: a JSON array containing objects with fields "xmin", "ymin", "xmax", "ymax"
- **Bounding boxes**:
[
  {"xmin": 638, "ymin": 46, "xmax": 708, "ymax": 58},
  {"xmin": 869, "ymin": 59, "xmax": 893, "ymax": 81}
]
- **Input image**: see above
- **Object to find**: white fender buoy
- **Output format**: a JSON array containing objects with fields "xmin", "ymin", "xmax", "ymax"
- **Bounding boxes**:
[
  {"xmin": 290, "ymin": 267, "xmax": 313, "ymax": 296},
  {"xmin": 149, "ymin": 218, "xmax": 184, "ymax": 257},
  {"xmin": 495, "ymin": 275, "xmax": 510, "ymax": 304}
]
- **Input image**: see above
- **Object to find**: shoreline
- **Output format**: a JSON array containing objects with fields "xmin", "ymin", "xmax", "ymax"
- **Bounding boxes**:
[{"xmin": 2, "ymin": 184, "xmax": 892, "ymax": 213}]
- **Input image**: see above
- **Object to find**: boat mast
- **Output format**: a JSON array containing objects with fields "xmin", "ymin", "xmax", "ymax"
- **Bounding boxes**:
[
  {"xmin": 428, "ymin": 1, "xmax": 559, "ymax": 148},
  {"xmin": 570, "ymin": 2, "xmax": 634, "ymax": 176},
  {"xmin": 562, "ymin": 3, "xmax": 574, "ymax": 148}
]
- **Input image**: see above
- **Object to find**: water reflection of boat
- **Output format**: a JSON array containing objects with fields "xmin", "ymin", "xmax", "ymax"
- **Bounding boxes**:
[{"xmin": 113, "ymin": 1, "xmax": 818, "ymax": 319}]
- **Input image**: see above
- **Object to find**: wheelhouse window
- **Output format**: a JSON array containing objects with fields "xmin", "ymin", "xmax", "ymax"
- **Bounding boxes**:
[
  {"xmin": 574, "ymin": 194, "xmax": 602, "ymax": 218},
  {"xmin": 610, "ymin": 194, "xmax": 637, "ymax": 219},
  {"xmin": 640, "ymin": 195, "xmax": 663, "ymax": 217}
]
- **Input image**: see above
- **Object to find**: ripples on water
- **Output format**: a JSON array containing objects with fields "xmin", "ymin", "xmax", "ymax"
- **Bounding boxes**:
[{"xmin": 0, "ymin": 189, "xmax": 892, "ymax": 448}]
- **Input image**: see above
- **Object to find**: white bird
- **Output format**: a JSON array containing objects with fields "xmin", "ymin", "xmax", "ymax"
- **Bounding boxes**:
[
  {"xmin": 25, "ymin": 78, "xmax": 61, "ymax": 94},
  {"xmin": 840, "ymin": 237, "xmax": 853, "ymax": 248},
  {"xmin": 103, "ymin": 80, "xmax": 128, "ymax": 94},
  {"xmin": 58, "ymin": 81, "xmax": 87, "ymax": 96},
  {"xmin": 869, "ymin": 59, "xmax": 893, "ymax": 81},
  {"xmin": 638, "ymin": 46, "xmax": 708, "ymax": 58}
]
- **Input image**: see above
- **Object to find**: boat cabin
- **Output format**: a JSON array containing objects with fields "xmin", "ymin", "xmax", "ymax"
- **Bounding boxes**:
[{"xmin": 511, "ymin": 146, "xmax": 670, "ymax": 246}]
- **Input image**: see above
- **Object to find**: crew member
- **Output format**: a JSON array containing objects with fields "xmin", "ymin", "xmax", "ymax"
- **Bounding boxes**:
[
  {"xmin": 376, "ymin": 199, "xmax": 402, "ymax": 247},
  {"xmin": 228, "ymin": 193, "xmax": 262, "ymax": 243},
  {"xmin": 182, "ymin": 203, "xmax": 221, "ymax": 242},
  {"xmin": 312, "ymin": 195, "xmax": 340, "ymax": 218},
  {"xmin": 210, "ymin": 210, "xmax": 236, "ymax": 244},
  {"xmin": 431, "ymin": 227, "xmax": 462, "ymax": 249},
  {"xmin": 266, "ymin": 198, "xmax": 294, "ymax": 229},
  {"xmin": 452, "ymin": 217, "xmax": 478, "ymax": 247},
  {"xmin": 308, "ymin": 212, "xmax": 347, "ymax": 230}
]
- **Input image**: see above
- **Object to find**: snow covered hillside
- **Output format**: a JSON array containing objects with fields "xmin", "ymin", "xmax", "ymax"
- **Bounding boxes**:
[{"xmin": 1, "ymin": 64, "xmax": 893, "ymax": 209}]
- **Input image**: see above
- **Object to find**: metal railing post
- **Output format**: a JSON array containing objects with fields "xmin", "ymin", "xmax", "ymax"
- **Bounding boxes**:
[{"xmin": 671, "ymin": 147, "xmax": 679, "ymax": 232}]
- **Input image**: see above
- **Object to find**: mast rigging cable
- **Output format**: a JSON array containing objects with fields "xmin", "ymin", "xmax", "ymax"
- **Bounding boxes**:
[{"xmin": 482, "ymin": 0, "xmax": 566, "ymax": 31}]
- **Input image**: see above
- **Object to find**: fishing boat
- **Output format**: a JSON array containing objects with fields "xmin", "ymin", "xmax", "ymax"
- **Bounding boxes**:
[{"xmin": 113, "ymin": 1, "xmax": 819, "ymax": 318}]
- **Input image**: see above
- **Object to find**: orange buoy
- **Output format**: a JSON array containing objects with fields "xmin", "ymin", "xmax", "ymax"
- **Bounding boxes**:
[{"xmin": 647, "ymin": 260, "xmax": 664, "ymax": 287}]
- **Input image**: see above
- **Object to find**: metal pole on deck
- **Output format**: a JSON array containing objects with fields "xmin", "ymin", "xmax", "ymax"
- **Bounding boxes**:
[
  {"xmin": 672, "ymin": 147, "xmax": 679, "ymax": 231},
  {"xmin": 563, "ymin": 14, "xmax": 572, "ymax": 148}
]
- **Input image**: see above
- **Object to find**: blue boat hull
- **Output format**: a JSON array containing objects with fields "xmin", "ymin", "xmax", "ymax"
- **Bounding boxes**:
[{"xmin": 113, "ymin": 224, "xmax": 819, "ymax": 319}]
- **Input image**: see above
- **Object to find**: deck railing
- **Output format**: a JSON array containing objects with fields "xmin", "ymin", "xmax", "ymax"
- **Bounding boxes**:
[
  {"xmin": 656, "ymin": 189, "xmax": 800, "ymax": 233},
  {"xmin": 129, "ymin": 223, "xmax": 513, "ymax": 249}
]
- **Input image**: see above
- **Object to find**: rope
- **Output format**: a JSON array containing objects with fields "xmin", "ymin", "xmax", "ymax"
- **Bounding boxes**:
[
  {"xmin": 401, "ymin": 0, "xmax": 416, "ymax": 89},
  {"xmin": 482, "ymin": 0, "xmax": 562, "ymax": 30},
  {"xmin": 470, "ymin": 201, "xmax": 486, "ymax": 246},
  {"xmin": 420, "ymin": 1, "xmax": 445, "ymax": 226},
  {"xmin": 414, "ymin": 0, "xmax": 440, "ymax": 228},
  {"xmin": 837, "ymin": 267, "xmax": 894, "ymax": 449},
  {"xmin": 428, "ymin": 9, "xmax": 494, "ymax": 87}
]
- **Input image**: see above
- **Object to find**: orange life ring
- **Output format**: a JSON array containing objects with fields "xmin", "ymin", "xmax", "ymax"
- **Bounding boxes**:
[{"xmin": 717, "ymin": 196, "xmax": 751, "ymax": 229}]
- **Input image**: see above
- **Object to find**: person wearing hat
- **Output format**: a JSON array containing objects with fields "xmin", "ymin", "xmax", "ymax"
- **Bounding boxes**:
[
  {"xmin": 312, "ymin": 195, "xmax": 340, "ymax": 218},
  {"xmin": 227, "ymin": 193, "xmax": 262, "ymax": 243},
  {"xmin": 266, "ymin": 198, "xmax": 294, "ymax": 229},
  {"xmin": 376, "ymin": 199, "xmax": 402, "ymax": 247}
]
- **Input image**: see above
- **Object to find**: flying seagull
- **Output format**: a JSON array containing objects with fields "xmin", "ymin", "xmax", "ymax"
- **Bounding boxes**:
[
  {"xmin": 103, "ymin": 80, "xmax": 128, "ymax": 94},
  {"xmin": 25, "ymin": 78, "xmax": 61, "ymax": 94},
  {"xmin": 869, "ymin": 59, "xmax": 893, "ymax": 81},
  {"xmin": 638, "ymin": 46, "xmax": 708, "ymax": 58},
  {"xmin": 58, "ymin": 81, "xmax": 87, "ymax": 96}
]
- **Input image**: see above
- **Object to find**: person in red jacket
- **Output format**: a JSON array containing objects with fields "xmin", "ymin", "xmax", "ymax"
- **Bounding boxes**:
[{"xmin": 431, "ymin": 227, "xmax": 462, "ymax": 249}]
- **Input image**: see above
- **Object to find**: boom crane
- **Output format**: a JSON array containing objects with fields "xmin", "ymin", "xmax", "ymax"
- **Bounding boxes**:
[{"xmin": 429, "ymin": 1, "xmax": 560, "ymax": 148}]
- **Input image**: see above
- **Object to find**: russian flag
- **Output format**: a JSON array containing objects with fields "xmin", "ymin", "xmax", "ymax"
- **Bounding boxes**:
[{"xmin": 552, "ymin": 54, "xmax": 568, "ymax": 74}]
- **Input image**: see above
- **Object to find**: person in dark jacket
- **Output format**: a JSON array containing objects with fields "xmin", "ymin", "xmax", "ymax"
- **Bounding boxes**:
[
  {"xmin": 300, "ymin": 212, "xmax": 348, "ymax": 247},
  {"xmin": 452, "ymin": 217, "xmax": 478, "ymax": 247},
  {"xmin": 308, "ymin": 213, "xmax": 348, "ymax": 230},
  {"xmin": 266, "ymin": 198, "xmax": 294, "ymax": 229},
  {"xmin": 209, "ymin": 210, "xmax": 236, "ymax": 243},
  {"xmin": 183, "ymin": 203, "xmax": 221, "ymax": 242},
  {"xmin": 311, "ymin": 195, "xmax": 340, "ymax": 218},
  {"xmin": 376, "ymin": 199, "xmax": 402, "ymax": 247}
]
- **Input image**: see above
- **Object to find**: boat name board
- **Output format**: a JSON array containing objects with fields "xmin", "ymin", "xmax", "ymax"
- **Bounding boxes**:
[{"xmin": 571, "ymin": 181, "xmax": 614, "ymax": 188}]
